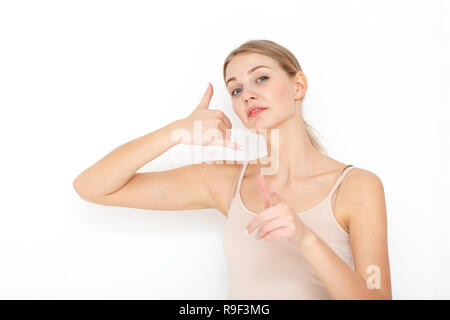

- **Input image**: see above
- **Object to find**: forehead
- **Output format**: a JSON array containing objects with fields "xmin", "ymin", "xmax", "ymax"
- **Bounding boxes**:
[{"xmin": 225, "ymin": 53, "xmax": 277, "ymax": 79}]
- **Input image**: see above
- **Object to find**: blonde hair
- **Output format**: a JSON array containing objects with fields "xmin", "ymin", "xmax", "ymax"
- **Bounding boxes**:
[{"xmin": 223, "ymin": 39, "xmax": 327, "ymax": 155}]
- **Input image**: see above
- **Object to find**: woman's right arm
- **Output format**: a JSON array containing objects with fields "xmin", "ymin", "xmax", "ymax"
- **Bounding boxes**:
[
  {"xmin": 73, "ymin": 119, "xmax": 184, "ymax": 201},
  {"xmin": 73, "ymin": 82, "xmax": 242, "ymax": 212}
]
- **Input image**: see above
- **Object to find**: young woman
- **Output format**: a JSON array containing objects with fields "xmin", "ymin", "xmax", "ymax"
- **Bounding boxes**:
[{"xmin": 73, "ymin": 39, "xmax": 392, "ymax": 300}]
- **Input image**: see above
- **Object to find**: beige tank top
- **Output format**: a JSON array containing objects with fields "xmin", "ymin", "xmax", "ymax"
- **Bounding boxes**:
[{"xmin": 223, "ymin": 160, "xmax": 355, "ymax": 300}]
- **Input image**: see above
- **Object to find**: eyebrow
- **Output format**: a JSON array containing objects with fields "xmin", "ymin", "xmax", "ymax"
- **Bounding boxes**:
[{"xmin": 226, "ymin": 65, "xmax": 272, "ymax": 86}]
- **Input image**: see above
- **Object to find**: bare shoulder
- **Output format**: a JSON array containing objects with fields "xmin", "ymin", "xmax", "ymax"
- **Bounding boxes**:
[
  {"xmin": 342, "ymin": 167, "xmax": 384, "ymax": 195},
  {"xmin": 201, "ymin": 161, "xmax": 244, "ymax": 217},
  {"xmin": 337, "ymin": 167, "xmax": 386, "ymax": 222}
]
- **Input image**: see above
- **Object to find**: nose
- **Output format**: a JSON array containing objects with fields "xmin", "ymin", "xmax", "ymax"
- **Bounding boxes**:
[{"xmin": 241, "ymin": 87, "xmax": 257, "ymax": 104}]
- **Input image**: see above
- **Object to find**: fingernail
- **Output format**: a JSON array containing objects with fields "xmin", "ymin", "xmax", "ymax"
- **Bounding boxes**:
[
  {"xmin": 206, "ymin": 82, "xmax": 210, "ymax": 90},
  {"xmin": 243, "ymin": 229, "xmax": 248, "ymax": 236}
]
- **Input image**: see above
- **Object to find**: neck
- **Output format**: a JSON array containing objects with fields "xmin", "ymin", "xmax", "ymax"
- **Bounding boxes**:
[{"xmin": 254, "ymin": 113, "xmax": 327, "ymax": 188}]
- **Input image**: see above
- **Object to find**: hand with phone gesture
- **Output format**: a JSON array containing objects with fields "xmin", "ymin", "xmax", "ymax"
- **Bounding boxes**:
[{"xmin": 177, "ymin": 83, "xmax": 243, "ymax": 150}]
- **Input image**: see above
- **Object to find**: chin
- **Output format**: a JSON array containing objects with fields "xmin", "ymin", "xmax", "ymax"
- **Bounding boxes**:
[{"xmin": 246, "ymin": 120, "xmax": 277, "ymax": 131}]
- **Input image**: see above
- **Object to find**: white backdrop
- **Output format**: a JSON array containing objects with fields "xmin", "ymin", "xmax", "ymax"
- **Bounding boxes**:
[{"xmin": 0, "ymin": 0, "xmax": 448, "ymax": 299}]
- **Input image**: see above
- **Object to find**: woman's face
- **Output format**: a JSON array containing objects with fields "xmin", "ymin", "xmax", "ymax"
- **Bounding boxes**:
[{"xmin": 225, "ymin": 52, "xmax": 305, "ymax": 130}]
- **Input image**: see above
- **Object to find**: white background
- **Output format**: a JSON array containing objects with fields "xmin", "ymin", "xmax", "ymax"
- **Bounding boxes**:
[{"xmin": 0, "ymin": 0, "xmax": 449, "ymax": 299}]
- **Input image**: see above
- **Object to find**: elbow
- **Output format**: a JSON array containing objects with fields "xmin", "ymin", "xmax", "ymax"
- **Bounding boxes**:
[
  {"xmin": 73, "ymin": 176, "xmax": 95, "ymax": 202},
  {"xmin": 73, "ymin": 177, "xmax": 86, "ymax": 200}
]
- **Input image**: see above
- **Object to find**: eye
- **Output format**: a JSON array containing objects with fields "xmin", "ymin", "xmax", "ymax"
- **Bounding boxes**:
[{"xmin": 231, "ymin": 76, "xmax": 269, "ymax": 96}]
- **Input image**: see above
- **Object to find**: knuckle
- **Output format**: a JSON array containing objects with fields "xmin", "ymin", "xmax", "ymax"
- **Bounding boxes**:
[
  {"xmin": 286, "ymin": 214, "xmax": 294, "ymax": 222},
  {"xmin": 215, "ymin": 111, "xmax": 224, "ymax": 119}
]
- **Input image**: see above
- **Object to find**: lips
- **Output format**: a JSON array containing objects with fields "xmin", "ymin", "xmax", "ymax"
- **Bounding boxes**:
[{"xmin": 247, "ymin": 106, "xmax": 268, "ymax": 116}]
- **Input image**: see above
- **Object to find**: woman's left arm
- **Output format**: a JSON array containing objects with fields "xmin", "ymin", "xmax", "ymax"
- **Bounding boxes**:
[{"xmin": 298, "ymin": 170, "xmax": 392, "ymax": 300}]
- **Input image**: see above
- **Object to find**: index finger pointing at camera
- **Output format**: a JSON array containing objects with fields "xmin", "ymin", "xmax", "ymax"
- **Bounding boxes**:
[
  {"xmin": 257, "ymin": 174, "xmax": 283, "ymax": 208},
  {"xmin": 257, "ymin": 174, "xmax": 272, "ymax": 209}
]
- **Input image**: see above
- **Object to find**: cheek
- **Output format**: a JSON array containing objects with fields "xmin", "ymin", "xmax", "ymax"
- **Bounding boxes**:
[
  {"xmin": 233, "ymin": 105, "xmax": 246, "ymax": 119},
  {"xmin": 266, "ymin": 82, "xmax": 284, "ymax": 101},
  {"xmin": 278, "ymin": 85, "xmax": 297, "ymax": 111},
  {"xmin": 278, "ymin": 84, "xmax": 293, "ymax": 102},
  {"xmin": 270, "ymin": 85, "xmax": 293, "ymax": 112}
]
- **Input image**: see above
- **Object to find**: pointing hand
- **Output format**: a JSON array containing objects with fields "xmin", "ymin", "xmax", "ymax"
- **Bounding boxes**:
[{"xmin": 245, "ymin": 173, "xmax": 313, "ymax": 247}]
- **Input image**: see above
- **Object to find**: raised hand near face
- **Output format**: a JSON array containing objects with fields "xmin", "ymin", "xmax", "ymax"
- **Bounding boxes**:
[{"xmin": 177, "ymin": 83, "xmax": 243, "ymax": 150}]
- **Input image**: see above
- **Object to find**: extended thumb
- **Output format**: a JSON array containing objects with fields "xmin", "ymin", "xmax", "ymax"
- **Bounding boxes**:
[{"xmin": 197, "ymin": 82, "xmax": 213, "ymax": 109}]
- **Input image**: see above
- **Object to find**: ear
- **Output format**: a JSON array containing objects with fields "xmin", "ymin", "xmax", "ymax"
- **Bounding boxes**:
[{"xmin": 294, "ymin": 71, "xmax": 307, "ymax": 100}]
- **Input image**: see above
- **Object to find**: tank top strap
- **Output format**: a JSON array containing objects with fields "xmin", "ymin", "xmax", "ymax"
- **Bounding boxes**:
[
  {"xmin": 327, "ymin": 164, "xmax": 355, "ymax": 197},
  {"xmin": 227, "ymin": 160, "xmax": 250, "ymax": 212},
  {"xmin": 234, "ymin": 160, "xmax": 249, "ymax": 198}
]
